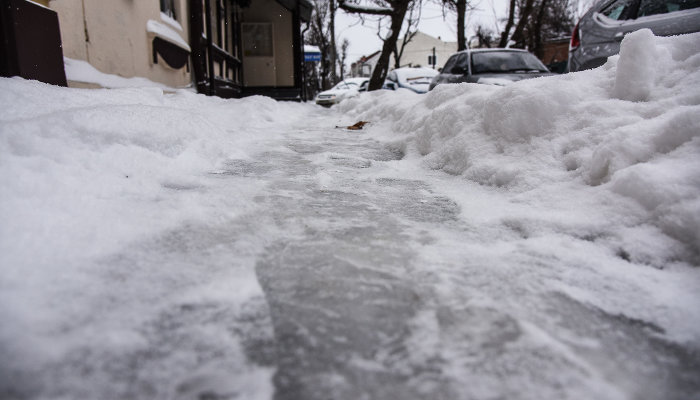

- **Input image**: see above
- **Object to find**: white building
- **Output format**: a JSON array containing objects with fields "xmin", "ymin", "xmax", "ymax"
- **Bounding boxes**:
[
  {"xmin": 396, "ymin": 32, "xmax": 458, "ymax": 70},
  {"xmin": 350, "ymin": 32, "xmax": 458, "ymax": 78},
  {"xmin": 350, "ymin": 51, "xmax": 380, "ymax": 78}
]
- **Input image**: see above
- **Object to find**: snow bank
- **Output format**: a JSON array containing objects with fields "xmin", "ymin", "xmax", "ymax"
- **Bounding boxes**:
[
  {"xmin": 0, "ymin": 78, "xmax": 309, "ymax": 399},
  {"xmin": 339, "ymin": 31, "xmax": 700, "ymax": 265},
  {"xmin": 64, "ymin": 57, "xmax": 174, "ymax": 89},
  {"xmin": 0, "ymin": 76, "xmax": 307, "ymax": 282}
]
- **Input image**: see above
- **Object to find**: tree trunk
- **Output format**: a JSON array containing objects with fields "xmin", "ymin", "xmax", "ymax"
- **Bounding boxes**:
[
  {"xmin": 510, "ymin": 0, "xmax": 536, "ymax": 46},
  {"xmin": 330, "ymin": 0, "xmax": 337, "ymax": 83},
  {"xmin": 533, "ymin": 0, "xmax": 548, "ymax": 58},
  {"xmin": 393, "ymin": 43, "xmax": 401, "ymax": 69},
  {"xmin": 499, "ymin": 0, "xmax": 516, "ymax": 47},
  {"xmin": 368, "ymin": 1, "xmax": 410, "ymax": 90},
  {"xmin": 456, "ymin": 0, "xmax": 467, "ymax": 51}
]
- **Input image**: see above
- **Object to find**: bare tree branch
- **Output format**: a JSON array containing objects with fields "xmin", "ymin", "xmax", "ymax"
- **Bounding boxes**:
[{"xmin": 338, "ymin": 0, "xmax": 394, "ymax": 15}]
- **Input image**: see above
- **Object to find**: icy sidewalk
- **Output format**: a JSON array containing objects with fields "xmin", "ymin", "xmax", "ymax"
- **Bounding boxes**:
[
  {"xmin": 2, "ymin": 29, "xmax": 700, "ymax": 399},
  {"xmin": 225, "ymin": 120, "xmax": 700, "ymax": 400}
]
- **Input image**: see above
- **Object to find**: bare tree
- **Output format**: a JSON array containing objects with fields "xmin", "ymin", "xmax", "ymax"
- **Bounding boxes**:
[
  {"xmin": 392, "ymin": 0, "xmax": 421, "ymax": 68},
  {"xmin": 499, "ymin": 0, "xmax": 517, "ymax": 47},
  {"xmin": 498, "ymin": 0, "xmax": 573, "ymax": 50},
  {"xmin": 339, "ymin": 0, "xmax": 415, "ymax": 90},
  {"xmin": 306, "ymin": 0, "xmax": 338, "ymax": 89},
  {"xmin": 499, "ymin": 0, "xmax": 537, "ymax": 47},
  {"xmin": 439, "ymin": 0, "xmax": 470, "ymax": 50},
  {"xmin": 339, "ymin": 38, "xmax": 350, "ymax": 79},
  {"xmin": 474, "ymin": 24, "xmax": 496, "ymax": 48},
  {"xmin": 329, "ymin": 0, "xmax": 338, "ymax": 82}
]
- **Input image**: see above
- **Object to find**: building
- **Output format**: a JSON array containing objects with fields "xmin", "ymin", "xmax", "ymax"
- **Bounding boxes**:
[
  {"xmin": 540, "ymin": 37, "xmax": 570, "ymax": 74},
  {"xmin": 350, "ymin": 51, "xmax": 380, "ymax": 78},
  {"xmin": 395, "ymin": 32, "xmax": 457, "ymax": 70},
  {"xmin": 1, "ymin": 0, "xmax": 312, "ymax": 100},
  {"xmin": 350, "ymin": 32, "xmax": 457, "ymax": 78}
]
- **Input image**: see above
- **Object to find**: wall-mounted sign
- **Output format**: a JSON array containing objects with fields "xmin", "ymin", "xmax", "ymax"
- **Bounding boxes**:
[{"xmin": 304, "ymin": 52, "xmax": 321, "ymax": 62}]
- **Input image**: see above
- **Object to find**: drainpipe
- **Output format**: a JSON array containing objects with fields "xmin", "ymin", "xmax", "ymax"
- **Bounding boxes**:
[
  {"xmin": 204, "ymin": 0, "xmax": 215, "ymax": 96},
  {"xmin": 301, "ymin": 21, "xmax": 310, "ymax": 101},
  {"xmin": 81, "ymin": 0, "xmax": 90, "ymax": 62}
]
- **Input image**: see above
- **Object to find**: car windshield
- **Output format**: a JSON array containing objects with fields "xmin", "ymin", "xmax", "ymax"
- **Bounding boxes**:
[
  {"xmin": 471, "ymin": 52, "xmax": 548, "ymax": 74},
  {"xmin": 332, "ymin": 81, "xmax": 359, "ymax": 90}
]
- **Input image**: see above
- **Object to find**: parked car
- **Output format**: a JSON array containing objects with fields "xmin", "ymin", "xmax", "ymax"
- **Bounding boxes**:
[
  {"xmin": 315, "ymin": 78, "xmax": 369, "ymax": 106},
  {"xmin": 383, "ymin": 67, "xmax": 440, "ymax": 93},
  {"xmin": 568, "ymin": 0, "xmax": 700, "ymax": 72},
  {"xmin": 429, "ymin": 49, "xmax": 553, "ymax": 91}
]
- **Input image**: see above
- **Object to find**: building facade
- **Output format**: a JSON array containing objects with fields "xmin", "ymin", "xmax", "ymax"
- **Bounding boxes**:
[
  {"xmin": 350, "ymin": 51, "xmax": 380, "ymax": 78},
  {"xmin": 4, "ymin": 0, "xmax": 311, "ymax": 99},
  {"xmin": 395, "ymin": 32, "xmax": 457, "ymax": 70},
  {"xmin": 350, "ymin": 32, "xmax": 458, "ymax": 79}
]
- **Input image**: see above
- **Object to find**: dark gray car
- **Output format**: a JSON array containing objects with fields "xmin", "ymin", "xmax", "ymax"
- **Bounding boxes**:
[
  {"xmin": 429, "ymin": 49, "xmax": 554, "ymax": 91},
  {"xmin": 567, "ymin": 0, "xmax": 700, "ymax": 72}
]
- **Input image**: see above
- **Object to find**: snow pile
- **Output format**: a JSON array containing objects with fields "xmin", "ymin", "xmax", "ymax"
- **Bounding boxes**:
[
  {"xmin": 147, "ymin": 19, "xmax": 191, "ymax": 51},
  {"xmin": 0, "ymin": 79, "xmax": 309, "ymax": 399},
  {"xmin": 64, "ymin": 57, "xmax": 174, "ymax": 89},
  {"xmin": 339, "ymin": 30, "xmax": 700, "ymax": 266}
]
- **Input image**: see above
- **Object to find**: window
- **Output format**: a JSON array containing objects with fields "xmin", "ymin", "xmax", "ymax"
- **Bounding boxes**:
[
  {"xmin": 161, "ymin": 0, "xmax": 177, "ymax": 19},
  {"xmin": 600, "ymin": 0, "xmax": 637, "ymax": 19},
  {"xmin": 471, "ymin": 51, "xmax": 548, "ymax": 74},
  {"xmin": 454, "ymin": 53, "xmax": 469, "ymax": 72},
  {"xmin": 441, "ymin": 55, "xmax": 458, "ymax": 74},
  {"xmin": 242, "ymin": 23, "xmax": 273, "ymax": 57},
  {"xmin": 638, "ymin": 0, "xmax": 700, "ymax": 16}
]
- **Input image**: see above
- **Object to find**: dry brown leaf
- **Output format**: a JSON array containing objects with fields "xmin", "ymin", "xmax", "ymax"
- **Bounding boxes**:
[{"xmin": 344, "ymin": 121, "xmax": 369, "ymax": 130}]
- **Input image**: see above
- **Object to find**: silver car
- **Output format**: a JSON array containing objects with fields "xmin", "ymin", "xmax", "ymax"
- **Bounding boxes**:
[
  {"xmin": 429, "ymin": 49, "xmax": 553, "ymax": 90},
  {"xmin": 567, "ymin": 0, "xmax": 700, "ymax": 72}
]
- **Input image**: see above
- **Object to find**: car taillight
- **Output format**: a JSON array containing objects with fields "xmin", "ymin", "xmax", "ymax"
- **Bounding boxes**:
[{"xmin": 570, "ymin": 22, "xmax": 581, "ymax": 50}]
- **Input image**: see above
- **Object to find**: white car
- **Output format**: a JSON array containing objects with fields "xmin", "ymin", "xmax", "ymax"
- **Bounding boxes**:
[
  {"xmin": 383, "ymin": 67, "xmax": 439, "ymax": 94},
  {"xmin": 315, "ymin": 78, "xmax": 369, "ymax": 106}
]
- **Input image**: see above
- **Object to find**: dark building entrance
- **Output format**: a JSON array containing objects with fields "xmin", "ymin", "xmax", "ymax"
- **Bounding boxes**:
[{"xmin": 189, "ymin": 0, "xmax": 311, "ymax": 100}]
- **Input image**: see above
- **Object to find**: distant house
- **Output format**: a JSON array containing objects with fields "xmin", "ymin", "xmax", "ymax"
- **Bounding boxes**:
[
  {"xmin": 350, "ymin": 51, "xmax": 380, "ymax": 78},
  {"xmin": 1, "ymin": 0, "xmax": 312, "ymax": 100},
  {"xmin": 395, "ymin": 32, "xmax": 457, "ymax": 70},
  {"xmin": 540, "ymin": 38, "xmax": 570, "ymax": 74},
  {"xmin": 350, "ymin": 32, "xmax": 457, "ymax": 78}
]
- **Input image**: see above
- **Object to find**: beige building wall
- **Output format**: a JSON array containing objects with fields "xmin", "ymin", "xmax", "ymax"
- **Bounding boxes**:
[
  {"xmin": 397, "ymin": 32, "xmax": 457, "ymax": 71},
  {"xmin": 48, "ymin": 0, "xmax": 191, "ymax": 88},
  {"xmin": 241, "ymin": 0, "xmax": 294, "ymax": 86}
]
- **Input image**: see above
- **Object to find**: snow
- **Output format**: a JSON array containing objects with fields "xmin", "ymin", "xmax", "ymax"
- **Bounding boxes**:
[
  {"xmin": 0, "ymin": 81, "xmax": 308, "ymax": 399},
  {"xmin": 304, "ymin": 45, "xmax": 321, "ymax": 53},
  {"xmin": 64, "ymin": 57, "xmax": 174, "ymax": 89},
  {"xmin": 1, "ymin": 30, "xmax": 700, "ymax": 399},
  {"xmin": 613, "ymin": 29, "xmax": 661, "ymax": 101},
  {"xmin": 146, "ymin": 19, "xmax": 191, "ymax": 51},
  {"xmin": 339, "ymin": 30, "xmax": 700, "ymax": 269},
  {"xmin": 160, "ymin": 12, "xmax": 184, "ymax": 32}
]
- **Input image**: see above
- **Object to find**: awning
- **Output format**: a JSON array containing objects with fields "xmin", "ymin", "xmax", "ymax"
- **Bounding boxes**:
[{"xmin": 275, "ymin": 0, "xmax": 313, "ymax": 22}]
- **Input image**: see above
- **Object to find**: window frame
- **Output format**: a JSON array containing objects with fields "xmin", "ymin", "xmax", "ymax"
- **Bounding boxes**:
[
  {"xmin": 599, "ymin": 0, "xmax": 640, "ymax": 20},
  {"xmin": 161, "ymin": 0, "xmax": 178, "ymax": 20}
]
